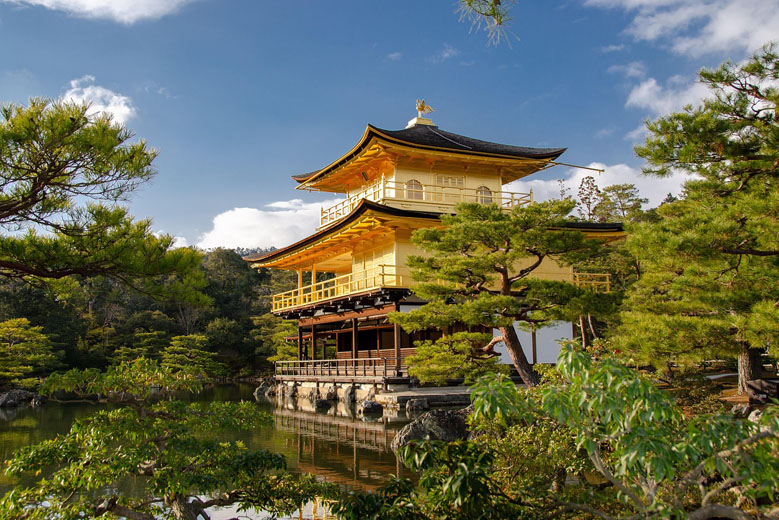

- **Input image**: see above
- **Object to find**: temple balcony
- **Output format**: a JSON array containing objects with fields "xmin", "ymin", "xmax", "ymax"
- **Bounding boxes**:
[
  {"xmin": 271, "ymin": 265, "xmax": 611, "ymax": 314},
  {"xmin": 271, "ymin": 264, "xmax": 411, "ymax": 313},
  {"xmin": 319, "ymin": 177, "xmax": 533, "ymax": 229}
]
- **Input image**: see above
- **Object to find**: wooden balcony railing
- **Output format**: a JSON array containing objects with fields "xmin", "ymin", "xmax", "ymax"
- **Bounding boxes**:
[
  {"xmin": 275, "ymin": 357, "xmax": 405, "ymax": 379},
  {"xmin": 573, "ymin": 272, "xmax": 611, "ymax": 293},
  {"xmin": 271, "ymin": 264, "xmax": 410, "ymax": 312},
  {"xmin": 320, "ymin": 178, "xmax": 533, "ymax": 228}
]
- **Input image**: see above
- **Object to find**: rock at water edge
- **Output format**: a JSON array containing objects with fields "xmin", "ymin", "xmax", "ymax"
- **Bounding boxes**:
[{"xmin": 391, "ymin": 405, "xmax": 473, "ymax": 454}]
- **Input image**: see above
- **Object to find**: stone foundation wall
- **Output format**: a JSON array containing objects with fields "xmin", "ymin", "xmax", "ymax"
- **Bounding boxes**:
[{"xmin": 273, "ymin": 381, "xmax": 380, "ymax": 404}]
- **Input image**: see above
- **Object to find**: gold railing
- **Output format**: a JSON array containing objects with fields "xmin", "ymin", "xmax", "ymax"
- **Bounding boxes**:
[
  {"xmin": 320, "ymin": 178, "xmax": 533, "ymax": 228},
  {"xmin": 573, "ymin": 272, "xmax": 611, "ymax": 293},
  {"xmin": 271, "ymin": 264, "xmax": 410, "ymax": 312}
]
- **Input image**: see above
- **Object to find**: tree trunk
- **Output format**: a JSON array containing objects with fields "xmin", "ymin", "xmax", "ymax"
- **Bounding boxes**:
[
  {"xmin": 737, "ymin": 344, "xmax": 762, "ymax": 395},
  {"xmin": 499, "ymin": 325, "xmax": 540, "ymax": 387},
  {"xmin": 578, "ymin": 315, "xmax": 588, "ymax": 348},
  {"xmin": 587, "ymin": 314, "xmax": 599, "ymax": 340},
  {"xmin": 166, "ymin": 494, "xmax": 201, "ymax": 520}
]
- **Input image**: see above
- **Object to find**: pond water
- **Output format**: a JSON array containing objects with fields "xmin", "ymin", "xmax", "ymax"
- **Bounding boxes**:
[{"xmin": 0, "ymin": 384, "xmax": 412, "ymax": 516}]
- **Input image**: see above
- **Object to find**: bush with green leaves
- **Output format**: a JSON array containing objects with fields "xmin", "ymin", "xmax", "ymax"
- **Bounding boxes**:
[
  {"xmin": 161, "ymin": 334, "xmax": 226, "ymax": 378},
  {"xmin": 0, "ymin": 318, "xmax": 61, "ymax": 387},
  {"xmin": 406, "ymin": 332, "xmax": 506, "ymax": 385},
  {"xmin": 0, "ymin": 358, "xmax": 326, "ymax": 519},
  {"xmin": 337, "ymin": 347, "xmax": 779, "ymax": 519}
]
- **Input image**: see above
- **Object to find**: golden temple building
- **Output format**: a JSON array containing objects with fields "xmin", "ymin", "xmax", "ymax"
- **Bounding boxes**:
[{"xmin": 245, "ymin": 108, "xmax": 623, "ymax": 386}]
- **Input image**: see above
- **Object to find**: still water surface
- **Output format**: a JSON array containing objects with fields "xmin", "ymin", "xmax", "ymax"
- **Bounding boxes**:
[{"xmin": 0, "ymin": 384, "xmax": 411, "ymax": 514}]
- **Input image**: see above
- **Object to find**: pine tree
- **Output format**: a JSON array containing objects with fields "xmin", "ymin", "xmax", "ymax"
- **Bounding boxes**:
[
  {"xmin": 161, "ymin": 334, "xmax": 225, "ymax": 378},
  {"xmin": 613, "ymin": 44, "xmax": 779, "ymax": 393},
  {"xmin": 0, "ymin": 318, "xmax": 61, "ymax": 386},
  {"xmin": 390, "ymin": 201, "xmax": 609, "ymax": 387}
]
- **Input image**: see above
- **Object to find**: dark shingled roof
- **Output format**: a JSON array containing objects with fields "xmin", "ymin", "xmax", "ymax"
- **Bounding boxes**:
[
  {"xmin": 563, "ymin": 222, "xmax": 624, "ymax": 232},
  {"xmin": 292, "ymin": 123, "xmax": 566, "ymax": 183},
  {"xmin": 373, "ymin": 124, "xmax": 566, "ymax": 160}
]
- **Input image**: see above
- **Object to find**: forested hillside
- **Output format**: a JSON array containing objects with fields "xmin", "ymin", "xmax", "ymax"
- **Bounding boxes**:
[{"xmin": 0, "ymin": 247, "xmax": 296, "ymax": 386}]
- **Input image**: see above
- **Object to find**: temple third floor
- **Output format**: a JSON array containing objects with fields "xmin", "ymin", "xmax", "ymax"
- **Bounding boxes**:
[{"xmin": 319, "ymin": 174, "xmax": 533, "ymax": 229}]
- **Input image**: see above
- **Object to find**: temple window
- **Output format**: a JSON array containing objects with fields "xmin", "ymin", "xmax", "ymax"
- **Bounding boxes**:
[
  {"xmin": 477, "ymin": 185, "xmax": 493, "ymax": 204},
  {"xmin": 406, "ymin": 179, "xmax": 424, "ymax": 200}
]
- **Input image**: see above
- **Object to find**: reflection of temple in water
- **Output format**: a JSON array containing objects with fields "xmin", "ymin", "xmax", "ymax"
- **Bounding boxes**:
[{"xmin": 272, "ymin": 406, "xmax": 407, "ymax": 491}]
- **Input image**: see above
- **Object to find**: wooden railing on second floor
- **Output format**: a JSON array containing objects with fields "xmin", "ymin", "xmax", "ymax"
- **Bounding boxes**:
[
  {"xmin": 272, "ymin": 266, "xmax": 611, "ymax": 312},
  {"xmin": 320, "ymin": 178, "xmax": 533, "ymax": 228},
  {"xmin": 271, "ymin": 264, "xmax": 410, "ymax": 312}
]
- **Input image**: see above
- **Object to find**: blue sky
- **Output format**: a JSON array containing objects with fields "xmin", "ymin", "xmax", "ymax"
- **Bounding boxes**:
[{"xmin": 1, "ymin": 0, "xmax": 777, "ymax": 249}]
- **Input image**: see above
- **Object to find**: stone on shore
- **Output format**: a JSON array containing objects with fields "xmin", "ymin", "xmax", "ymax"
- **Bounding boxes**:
[
  {"xmin": 405, "ymin": 398, "xmax": 429, "ymax": 415},
  {"xmin": 339, "ymin": 384, "xmax": 356, "ymax": 404},
  {"xmin": 359, "ymin": 400, "xmax": 383, "ymax": 416},
  {"xmin": 391, "ymin": 405, "xmax": 473, "ymax": 454},
  {"xmin": 315, "ymin": 399, "xmax": 332, "ymax": 412},
  {"xmin": 0, "ymin": 389, "xmax": 39, "ymax": 408}
]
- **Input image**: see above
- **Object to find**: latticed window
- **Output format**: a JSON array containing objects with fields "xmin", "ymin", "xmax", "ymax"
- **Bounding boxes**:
[
  {"xmin": 477, "ymin": 185, "xmax": 493, "ymax": 204},
  {"xmin": 436, "ymin": 174, "xmax": 464, "ymax": 188},
  {"xmin": 406, "ymin": 179, "xmax": 423, "ymax": 200}
]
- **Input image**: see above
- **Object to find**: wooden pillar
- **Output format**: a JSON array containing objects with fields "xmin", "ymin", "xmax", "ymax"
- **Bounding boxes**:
[
  {"xmin": 375, "ymin": 327, "xmax": 380, "ymax": 358},
  {"xmin": 351, "ymin": 318, "xmax": 358, "ymax": 360},
  {"xmin": 531, "ymin": 325, "xmax": 537, "ymax": 365},
  {"xmin": 394, "ymin": 303, "xmax": 402, "ymax": 375},
  {"xmin": 311, "ymin": 324, "xmax": 317, "ymax": 361},
  {"xmin": 298, "ymin": 324, "xmax": 303, "ymax": 360}
]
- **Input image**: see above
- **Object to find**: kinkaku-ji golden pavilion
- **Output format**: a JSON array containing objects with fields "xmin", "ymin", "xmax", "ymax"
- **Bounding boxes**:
[{"xmin": 245, "ymin": 104, "xmax": 622, "ymax": 388}]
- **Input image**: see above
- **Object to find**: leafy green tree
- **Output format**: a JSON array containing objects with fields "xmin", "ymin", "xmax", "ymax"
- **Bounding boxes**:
[
  {"xmin": 576, "ymin": 175, "xmax": 601, "ymax": 221},
  {"xmin": 254, "ymin": 314, "xmax": 297, "ymax": 364},
  {"xmin": 0, "ymin": 359, "xmax": 326, "ymax": 519},
  {"xmin": 162, "ymin": 334, "xmax": 226, "ymax": 378},
  {"xmin": 336, "ymin": 348, "xmax": 779, "ymax": 519},
  {"xmin": 202, "ymin": 248, "xmax": 263, "ymax": 319},
  {"xmin": 594, "ymin": 183, "xmax": 648, "ymax": 223},
  {"xmin": 0, "ymin": 278, "xmax": 87, "ymax": 368},
  {"xmin": 493, "ymin": 348, "xmax": 779, "ymax": 519},
  {"xmin": 160, "ymin": 269, "xmax": 213, "ymax": 335},
  {"xmin": 405, "ymin": 332, "xmax": 505, "ymax": 385},
  {"xmin": 0, "ymin": 318, "xmax": 60, "ymax": 386},
  {"xmin": 0, "ymin": 100, "xmax": 200, "ymax": 283},
  {"xmin": 111, "ymin": 330, "xmax": 169, "ymax": 364},
  {"xmin": 204, "ymin": 316, "xmax": 251, "ymax": 363},
  {"xmin": 390, "ymin": 201, "xmax": 607, "ymax": 387},
  {"xmin": 613, "ymin": 44, "xmax": 779, "ymax": 392}
]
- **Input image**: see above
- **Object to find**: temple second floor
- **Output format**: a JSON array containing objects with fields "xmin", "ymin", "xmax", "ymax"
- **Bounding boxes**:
[{"xmin": 245, "ymin": 200, "xmax": 622, "ymax": 316}]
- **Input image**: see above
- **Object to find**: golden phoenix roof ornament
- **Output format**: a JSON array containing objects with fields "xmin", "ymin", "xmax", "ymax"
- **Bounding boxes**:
[{"xmin": 416, "ymin": 99, "xmax": 434, "ymax": 118}]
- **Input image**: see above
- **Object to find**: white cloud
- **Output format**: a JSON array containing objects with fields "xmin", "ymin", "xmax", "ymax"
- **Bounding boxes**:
[
  {"xmin": 624, "ymin": 124, "xmax": 649, "ymax": 142},
  {"xmin": 625, "ymin": 76, "xmax": 710, "ymax": 116},
  {"xmin": 1, "ymin": 0, "xmax": 198, "ymax": 24},
  {"xmin": 429, "ymin": 43, "xmax": 460, "ymax": 63},
  {"xmin": 506, "ymin": 162, "xmax": 689, "ymax": 209},
  {"xmin": 196, "ymin": 198, "xmax": 341, "ymax": 250},
  {"xmin": 595, "ymin": 126, "xmax": 615, "ymax": 138},
  {"xmin": 585, "ymin": 0, "xmax": 779, "ymax": 57},
  {"xmin": 387, "ymin": 52, "xmax": 402, "ymax": 61},
  {"xmin": 62, "ymin": 75, "xmax": 136, "ymax": 123},
  {"xmin": 607, "ymin": 61, "xmax": 647, "ymax": 78},
  {"xmin": 601, "ymin": 43, "xmax": 626, "ymax": 52}
]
